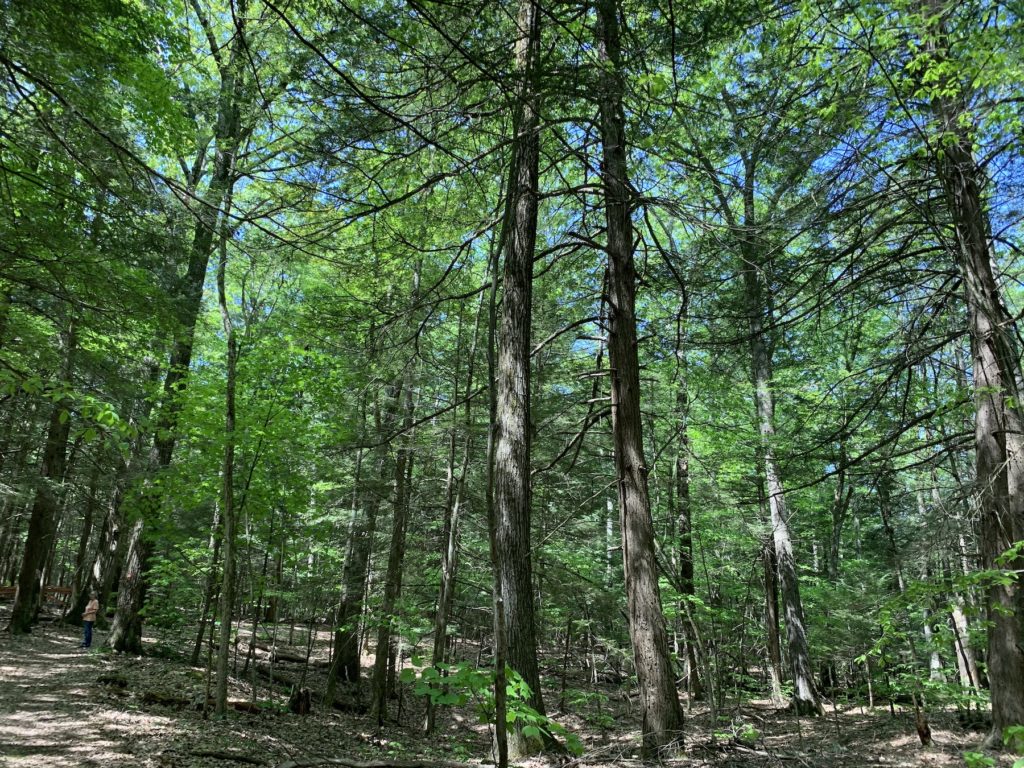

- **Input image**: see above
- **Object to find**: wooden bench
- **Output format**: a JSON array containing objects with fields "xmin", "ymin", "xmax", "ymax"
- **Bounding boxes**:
[
  {"xmin": 44, "ymin": 586, "xmax": 72, "ymax": 604},
  {"xmin": 0, "ymin": 585, "xmax": 72, "ymax": 603}
]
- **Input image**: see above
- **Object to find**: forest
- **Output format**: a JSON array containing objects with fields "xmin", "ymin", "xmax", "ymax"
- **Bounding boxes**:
[{"xmin": 0, "ymin": 0, "xmax": 1022, "ymax": 766}]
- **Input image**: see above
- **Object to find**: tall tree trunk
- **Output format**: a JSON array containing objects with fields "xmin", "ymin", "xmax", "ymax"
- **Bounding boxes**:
[
  {"xmin": 369, "ymin": 376, "xmax": 415, "ymax": 725},
  {"xmin": 486, "ymin": 225, "xmax": 509, "ymax": 768},
  {"xmin": 739, "ymin": 149, "xmax": 822, "ymax": 715},
  {"xmin": 491, "ymin": 0, "xmax": 546, "ymax": 755},
  {"xmin": 763, "ymin": 541, "xmax": 786, "ymax": 706},
  {"xmin": 7, "ymin": 320, "xmax": 76, "ymax": 634},
  {"xmin": 917, "ymin": 0, "xmax": 1024, "ymax": 746},
  {"xmin": 674, "ymin": 301, "xmax": 702, "ymax": 701},
  {"xmin": 107, "ymin": 2, "xmax": 246, "ymax": 653},
  {"xmin": 325, "ymin": 385, "xmax": 399, "ymax": 703},
  {"xmin": 214, "ymin": 204, "xmax": 238, "ymax": 717},
  {"xmin": 325, "ymin": 476, "xmax": 378, "ymax": 694},
  {"xmin": 67, "ymin": 364, "xmax": 158, "ymax": 626},
  {"xmin": 425, "ymin": 297, "xmax": 483, "ymax": 734},
  {"xmin": 595, "ymin": 0, "xmax": 684, "ymax": 754},
  {"xmin": 67, "ymin": 462, "xmax": 100, "ymax": 614}
]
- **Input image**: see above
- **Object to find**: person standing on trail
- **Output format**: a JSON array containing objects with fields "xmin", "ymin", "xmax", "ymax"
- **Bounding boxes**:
[{"xmin": 81, "ymin": 591, "xmax": 99, "ymax": 649}]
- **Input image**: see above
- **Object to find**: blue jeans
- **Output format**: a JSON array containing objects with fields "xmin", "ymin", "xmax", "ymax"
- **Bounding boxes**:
[{"xmin": 82, "ymin": 621, "xmax": 93, "ymax": 648}]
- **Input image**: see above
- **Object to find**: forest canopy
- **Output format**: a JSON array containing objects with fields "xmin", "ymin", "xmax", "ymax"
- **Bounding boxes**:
[{"xmin": 1, "ymin": 0, "xmax": 1023, "ymax": 763}]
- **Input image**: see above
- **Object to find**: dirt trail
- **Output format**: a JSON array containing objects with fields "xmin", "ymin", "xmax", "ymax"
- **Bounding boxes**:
[
  {"xmin": 0, "ymin": 615, "xmax": 1004, "ymax": 768},
  {"xmin": 0, "ymin": 624, "xmax": 167, "ymax": 767},
  {"xmin": 0, "ymin": 619, "xmax": 476, "ymax": 768}
]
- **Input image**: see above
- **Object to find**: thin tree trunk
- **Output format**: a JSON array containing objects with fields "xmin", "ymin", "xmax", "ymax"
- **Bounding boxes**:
[
  {"xmin": 369, "ymin": 376, "xmax": 415, "ymax": 726},
  {"xmin": 192, "ymin": 504, "xmax": 223, "ymax": 665},
  {"xmin": 740, "ymin": 159, "xmax": 822, "ymax": 715},
  {"xmin": 67, "ymin": 462, "xmax": 100, "ymax": 614},
  {"xmin": 214, "ymin": 200, "xmax": 239, "ymax": 717},
  {"xmin": 674, "ymin": 300, "xmax": 702, "ymax": 701},
  {"xmin": 763, "ymin": 541, "xmax": 786, "ymax": 706},
  {"xmin": 324, "ymin": 473, "xmax": 377, "ymax": 696},
  {"xmin": 325, "ymin": 380, "xmax": 400, "ymax": 704},
  {"xmin": 425, "ymin": 296, "xmax": 483, "ymax": 734},
  {"xmin": 828, "ymin": 444, "xmax": 853, "ymax": 582},
  {"xmin": 595, "ymin": 0, "xmax": 684, "ymax": 754},
  {"xmin": 485, "ymin": 226, "xmax": 509, "ymax": 768}
]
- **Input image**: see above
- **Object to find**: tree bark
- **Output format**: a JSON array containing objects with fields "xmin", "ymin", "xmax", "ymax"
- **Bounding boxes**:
[
  {"xmin": 762, "ymin": 541, "xmax": 786, "ymax": 706},
  {"xmin": 214, "ymin": 195, "xmax": 238, "ymax": 717},
  {"xmin": 935, "ymin": 118, "xmax": 1024, "ymax": 752},
  {"xmin": 739, "ymin": 150, "xmax": 822, "ymax": 716},
  {"xmin": 7, "ymin": 320, "xmax": 76, "ymax": 634},
  {"xmin": 491, "ymin": 0, "xmax": 545, "ymax": 755},
  {"xmin": 106, "ymin": 0, "xmax": 247, "ymax": 653},
  {"xmin": 674, "ymin": 302, "xmax": 702, "ymax": 701},
  {"xmin": 939, "ymin": 131, "xmax": 1024, "ymax": 747},
  {"xmin": 914, "ymin": 0, "xmax": 1024, "ymax": 746},
  {"xmin": 369, "ymin": 376, "xmax": 415, "ymax": 726},
  {"xmin": 485, "ymin": 224, "xmax": 509, "ymax": 768},
  {"xmin": 595, "ymin": 0, "xmax": 684, "ymax": 754}
]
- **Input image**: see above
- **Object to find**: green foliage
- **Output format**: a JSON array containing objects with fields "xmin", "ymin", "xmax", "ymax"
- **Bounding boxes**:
[
  {"xmin": 402, "ymin": 661, "xmax": 583, "ymax": 756},
  {"xmin": 963, "ymin": 752, "xmax": 995, "ymax": 768}
]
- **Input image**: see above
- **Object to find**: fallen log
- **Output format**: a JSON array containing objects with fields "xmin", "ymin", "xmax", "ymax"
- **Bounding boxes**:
[
  {"xmin": 275, "ymin": 759, "xmax": 479, "ymax": 768},
  {"xmin": 254, "ymin": 662, "xmax": 365, "ymax": 714},
  {"xmin": 140, "ymin": 689, "xmax": 263, "ymax": 713},
  {"xmin": 192, "ymin": 748, "xmax": 266, "ymax": 764},
  {"xmin": 255, "ymin": 661, "xmax": 301, "ymax": 690},
  {"xmin": 253, "ymin": 642, "xmax": 315, "ymax": 666},
  {"xmin": 330, "ymin": 696, "xmax": 367, "ymax": 715}
]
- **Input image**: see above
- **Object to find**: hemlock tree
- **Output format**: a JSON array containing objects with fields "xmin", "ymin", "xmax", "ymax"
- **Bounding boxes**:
[
  {"xmin": 492, "ymin": 0, "xmax": 548, "ymax": 756},
  {"xmin": 595, "ymin": 0, "xmax": 684, "ymax": 755}
]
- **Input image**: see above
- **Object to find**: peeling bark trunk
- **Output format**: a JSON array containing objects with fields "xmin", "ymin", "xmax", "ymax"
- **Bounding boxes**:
[
  {"xmin": 935, "ymin": 126, "xmax": 1024, "ymax": 749},
  {"xmin": 917, "ymin": 1, "xmax": 1024, "ymax": 746}
]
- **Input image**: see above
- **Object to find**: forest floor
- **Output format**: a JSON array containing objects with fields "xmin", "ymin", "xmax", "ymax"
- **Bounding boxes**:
[{"xmin": 0, "ymin": 607, "xmax": 1007, "ymax": 767}]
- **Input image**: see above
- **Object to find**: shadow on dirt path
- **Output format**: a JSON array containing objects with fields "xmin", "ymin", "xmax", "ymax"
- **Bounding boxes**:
[{"xmin": 0, "ymin": 622, "xmax": 176, "ymax": 767}]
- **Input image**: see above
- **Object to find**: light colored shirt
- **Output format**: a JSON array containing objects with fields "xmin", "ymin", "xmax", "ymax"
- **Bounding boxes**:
[{"xmin": 83, "ymin": 599, "xmax": 99, "ymax": 622}]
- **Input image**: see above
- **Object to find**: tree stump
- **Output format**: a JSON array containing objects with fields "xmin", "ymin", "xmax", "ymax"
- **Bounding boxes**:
[{"xmin": 289, "ymin": 685, "xmax": 312, "ymax": 715}]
